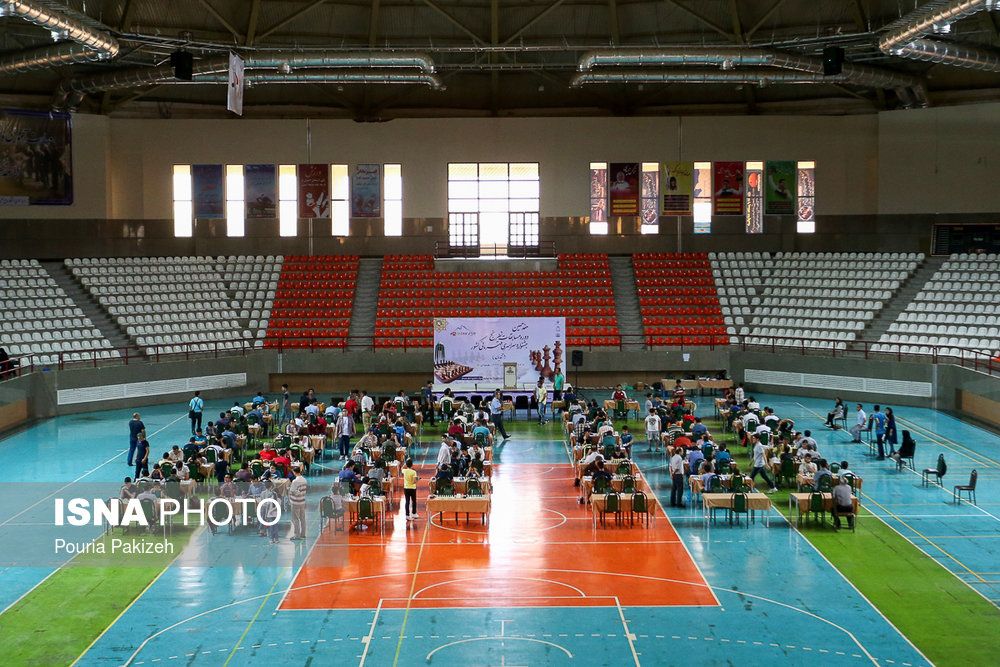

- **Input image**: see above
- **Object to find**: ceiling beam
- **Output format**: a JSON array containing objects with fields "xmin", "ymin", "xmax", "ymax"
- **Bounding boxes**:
[
  {"xmin": 256, "ymin": 0, "xmax": 328, "ymax": 43},
  {"xmin": 745, "ymin": 0, "xmax": 788, "ymax": 42},
  {"xmin": 662, "ymin": 0, "xmax": 731, "ymax": 41},
  {"xmin": 728, "ymin": 0, "xmax": 744, "ymax": 43},
  {"xmin": 245, "ymin": 0, "xmax": 262, "ymax": 46},
  {"xmin": 491, "ymin": 0, "xmax": 499, "ymax": 114},
  {"xmin": 368, "ymin": 0, "xmax": 381, "ymax": 47},
  {"xmin": 196, "ymin": 0, "xmax": 243, "ymax": 42},
  {"xmin": 848, "ymin": 0, "xmax": 868, "ymax": 33},
  {"xmin": 501, "ymin": 0, "xmax": 567, "ymax": 46},
  {"xmin": 422, "ymin": 0, "xmax": 487, "ymax": 45},
  {"xmin": 118, "ymin": 0, "xmax": 137, "ymax": 32},
  {"xmin": 608, "ymin": 0, "xmax": 621, "ymax": 46}
]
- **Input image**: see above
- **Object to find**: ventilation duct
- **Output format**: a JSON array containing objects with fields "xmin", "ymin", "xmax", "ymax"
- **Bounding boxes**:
[
  {"xmin": 571, "ymin": 69, "xmax": 871, "ymax": 86},
  {"xmin": 191, "ymin": 70, "xmax": 445, "ymax": 88},
  {"xmin": 0, "ymin": 0, "xmax": 119, "ymax": 67},
  {"xmin": 878, "ymin": 0, "xmax": 1000, "ymax": 72},
  {"xmin": 0, "ymin": 42, "xmax": 110, "ymax": 75}
]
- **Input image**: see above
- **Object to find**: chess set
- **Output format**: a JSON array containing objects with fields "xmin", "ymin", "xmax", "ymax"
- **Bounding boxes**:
[{"xmin": 434, "ymin": 360, "xmax": 474, "ymax": 384}]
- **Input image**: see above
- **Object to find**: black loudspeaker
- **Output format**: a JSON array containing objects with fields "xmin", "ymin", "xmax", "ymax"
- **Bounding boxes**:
[
  {"xmin": 171, "ymin": 51, "xmax": 193, "ymax": 81},
  {"xmin": 571, "ymin": 350, "xmax": 584, "ymax": 367},
  {"xmin": 823, "ymin": 47, "xmax": 844, "ymax": 76}
]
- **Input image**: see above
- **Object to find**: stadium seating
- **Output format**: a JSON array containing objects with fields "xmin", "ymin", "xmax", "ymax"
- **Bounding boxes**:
[
  {"xmin": 374, "ymin": 253, "xmax": 618, "ymax": 348},
  {"xmin": 875, "ymin": 253, "xmax": 1000, "ymax": 359},
  {"xmin": 712, "ymin": 251, "xmax": 921, "ymax": 350},
  {"xmin": 264, "ymin": 255, "xmax": 358, "ymax": 348},
  {"xmin": 0, "ymin": 259, "xmax": 116, "ymax": 364},
  {"xmin": 222, "ymin": 255, "xmax": 282, "ymax": 342},
  {"xmin": 633, "ymin": 252, "xmax": 726, "ymax": 346},
  {"xmin": 66, "ymin": 256, "xmax": 276, "ymax": 355}
]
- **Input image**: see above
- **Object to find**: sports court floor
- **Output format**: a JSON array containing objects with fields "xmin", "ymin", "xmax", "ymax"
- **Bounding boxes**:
[{"xmin": 2, "ymin": 391, "xmax": 998, "ymax": 665}]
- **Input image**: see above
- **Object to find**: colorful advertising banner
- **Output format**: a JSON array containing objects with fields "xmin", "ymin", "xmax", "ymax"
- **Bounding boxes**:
[
  {"xmin": 432, "ymin": 317, "xmax": 565, "ymax": 392},
  {"xmin": 0, "ymin": 109, "xmax": 72, "ymax": 206},
  {"xmin": 192, "ymin": 164, "xmax": 224, "ymax": 218},
  {"xmin": 351, "ymin": 163, "xmax": 381, "ymax": 218},
  {"xmin": 245, "ymin": 164, "xmax": 276, "ymax": 218},
  {"xmin": 298, "ymin": 163, "xmax": 330, "ymax": 218},
  {"xmin": 765, "ymin": 161, "xmax": 796, "ymax": 215},
  {"xmin": 589, "ymin": 165, "xmax": 607, "ymax": 223},
  {"xmin": 713, "ymin": 161, "xmax": 744, "ymax": 216},
  {"xmin": 660, "ymin": 161, "xmax": 693, "ymax": 215},
  {"xmin": 609, "ymin": 162, "xmax": 639, "ymax": 215}
]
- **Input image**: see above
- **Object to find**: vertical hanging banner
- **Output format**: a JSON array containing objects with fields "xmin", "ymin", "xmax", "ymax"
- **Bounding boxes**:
[
  {"xmin": 298, "ymin": 164, "xmax": 330, "ymax": 218},
  {"xmin": 245, "ymin": 164, "xmax": 276, "ymax": 218},
  {"xmin": 191, "ymin": 164, "xmax": 224, "ymax": 218},
  {"xmin": 589, "ymin": 165, "xmax": 607, "ymax": 223},
  {"xmin": 713, "ymin": 161, "xmax": 744, "ymax": 215},
  {"xmin": 660, "ymin": 161, "xmax": 693, "ymax": 215},
  {"xmin": 608, "ymin": 162, "xmax": 639, "ymax": 215},
  {"xmin": 765, "ymin": 161, "xmax": 796, "ymax": 215},
  {"xmin": 0, "ymin": 109, "xmax": 73, "ymax": 206},
  {"xmin": 351, "ymin": 163, "xmax": 381, "ymax": 218},
  {"xmin": 227, "ymin": 52, "xmax": 245, "ymax": 116}
]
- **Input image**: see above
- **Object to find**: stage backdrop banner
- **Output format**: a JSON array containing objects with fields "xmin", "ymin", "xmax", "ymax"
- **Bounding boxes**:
[
  {"xmin": 660, "ymin": 161, "xmax": 693, "ymax": 215},
  {"xmin": 433, "ymin": 317, "xmax": 565, "ymax": 392},
  {"xmin": 0, "ymin": 109, "xmax": 73, "ymax": 206},
  {"xmin": 245, "ymin": 164, "xmax": 276, "ymax": 218},
  {"xmin": 351, "ymin": 163, "xmax": 381, "ymax": 218},
  {"xmin": 192, "ymin": 164, "xmax": 224, "ymax": 218},
  {"xmin": 298, "ymin": 163, "xmax": 330, "ymax": 218},
  {"xmin": 765, "ymin": 160, "xmax": 796, "ymax": 215},
  {"xmin": 713, "ymin": 161, "xmax": 744, "ymax": 215},
  {"xmin": 609, "ymin": 162, "xmax": 639, "ymax": 215}
]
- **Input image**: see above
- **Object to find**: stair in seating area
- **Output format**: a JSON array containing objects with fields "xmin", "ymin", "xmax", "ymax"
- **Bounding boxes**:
[
  {"xmin": 42, "ymin": 261, "xmax": 134, "ymax": 354},
  {"xmin": 348, "ymin": 257, "xmax": 383, "ymax": 350},
  {"xmin": 608, "ymin": 255, "xmax": 645, "ymax": 348},
  {"xmin": 860, "ymin": 255, "xmax": 945, "ymax": 344}
]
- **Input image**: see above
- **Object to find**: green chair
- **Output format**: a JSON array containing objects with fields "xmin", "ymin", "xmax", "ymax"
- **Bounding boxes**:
[
  {"xmin": 616, "ymin": 461, "xmax": 631, "ymax": 475},
  {"xmin": 251, "ymin": 461, "xmax": 264, "ymax": 477},
  {"xmin": 436, "ymin": 478, "xmax": 455, "ymax": 496},
  {"xmin": 210, "ymin": 500, "xmax": 233, "ymax": 535},
  {"xmin": 807, "ymin": 492, "xmax": 826, "ymax": 525},
  {"xmin": 730, "ymin": 492, "xmax": 751, "ymax": 526},
  {"xmin": 600, "ymin": 492, "xmax": 622, "ymax": 527},
  {"xmin": 320, "ymin": 496, "xmax": 344, "ymax": 533},
  {"xmin": 730, "ymin": 475, "xmax": 746, "ymax": 493},
  {"xmin": 779, "ymin": 458, "xmax": 796, "ymax": 488},
  {"xmin": 593, "ymin": 475, "xmax": 612, "ymax": 495},
  {"xmin": 708, "ymin": 476, "xmax": 724, "ymax": 494},
  {"xmin": 466, "ymin": 477, "xmax": 484, "ymax": 496},
  {"xmin": 631, "ymin": 491, "xmax": 651, "ymax": 526},
  {"xmin": 384, "ymin": 442, "xmax": 397, "ymax": 459},
  {"xmin": 620, "ymin": 475, "xmax": 636, "ymax": 494},
  {"xmin": 817, "ymin": 474, "xmax": 833, "ymax": 493},
  {"xmin": 474, "ymin": 432, "xmax": 489, "ymax": 448},
  {"xmin": 356, "ymin": 496, "xmax": 378, "ymax": 531},
  {"xmin": 701, "ymin": 444, "xmax": 713, "ymax": 460},
  {"xmin": 204, "ymin": 449, "xmax": 217, "ymax": 464},
  {"xmin": 615, "ymin": 399, "xmax": 626, "ymax": 421},
  {"xmin": 829, "ymin": 461, "xmax": 840, "ymax": 473}
]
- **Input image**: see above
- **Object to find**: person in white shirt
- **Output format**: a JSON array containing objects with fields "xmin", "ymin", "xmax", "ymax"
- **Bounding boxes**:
[
  {"xmin": 436, "ymin": 436, "xmax": 453, "ymax": 468},
  {"xmin": 850, "ymin": 404, "xmax": 867, "ymax": 443},
  {"xmin": 669, "ymin": 447, "xmax": 686, "ymax": 507},
  {"xmin": 535, "ymin": 380, "xmax": 549, "ymax": 424},
  {"xmin": 360, "ymin": 390, "xmax": 375, "ymax": 432},
  {"xmin": 644, "ymin": 410, "xmax": 662, "ymax": 452},
  {"xmin": 832, "ymin": 477, "xmax": 855, "ymax": 530},
  {"xmin": 746, "ymin": 397, "xmax": 760, "ymax": 411},
  {"xmin": 749, "ymin": 435, "xmax": 778, "ymax": 493},
  {"xmin": 173, "ymin": 462, "xmax": 190, "ymax": 480},
  {"xmin": 288, "ymin": 465, "xmax": 308, "ymax": 540},
  {"xmin": 799, "ymin": 454, "xmax": 817, "ymax": 477},
  {"xmin": 734, "ymin": 383, "xmax": 745, "ymax": 404},
  {"xmin": 741, "ymin": 412, "xmax": 760, "ymax": 430},
  {"xmin": 304, "ymin": 402, "xmax": 320, "ymax": 418}
]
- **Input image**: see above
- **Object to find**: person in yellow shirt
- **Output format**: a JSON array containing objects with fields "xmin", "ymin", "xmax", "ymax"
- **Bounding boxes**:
[{"xmin": 402, "ymin": 458, "xmax": 419, "ymax": 520}]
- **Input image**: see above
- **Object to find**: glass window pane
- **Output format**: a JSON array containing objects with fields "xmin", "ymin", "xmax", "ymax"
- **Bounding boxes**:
[
  {"xmin": 449, "ymin": 198, "xmax": 479, "ymax": 213},
  {"xmin": 479, "ymin": 180, "xmax": 509, "ymax": 199},
  {"xmin": 693, "ymin": 200, "xmax": 712, "ymax": 224},
  {"xmin": 384, "ymin": 163, "xmax": 402, "ymax": 200},
  {"xmin": 173, "ymin": 200, "xmax": 192, "ymax": 237},
  {"xmin": 384, "ymin": 199, "xmax": 402, "ymax": 236},
  {"xmin": 448, "ymin": 180, "xmax": 478, "ymax": 199},
  {"xmin": 480, "ymin": 211, "xmax": 508, "ymax": 245},
  {"xmin": 641, "ymin": 224, "xmax": 658, "ymax": 234},
  {"xmin": 449, "ymin": 163, "xmax": 477, "ymax": 179},
  {"xmin": 226, "ymin": 200, "xmax": 244, "ymax": 237},
  {"xmin": 480, "ymin": 198, "xmax": 509, "ymax": 213},
  {"xmin": 509, "ymin": 180, "xmax": 539, "ymax": 198},
  {"xmin": 509, "ymin": 198, "xmax": 539, "ymax": 212},
  {"xmin": 279, "ymin": 200, "xmax": 297, "ymax": 236},
  {"xmin": 278, "ymin": 165, "xmax": 296, "ymax": 201},
  {"xmin": 330, "ymin": 164, "xmax": 349, "ymax": 199},
  {"xmin": 331, "ymin": 200, "xmax": 349, "ymax": 236},
  {"xmin": 226, "ymin": 164, "xmax": 243, "ymax": 201},
  {"xmin": 589, "ymin": 221, "xmax": 608, "ymax": 235},
  {"xmin": 479, "ymin": 163, "xmax": 508, "ymax": 180},
  {"xmin": 509, "ymin": 163, "xmax": 538, "ymax": 180},
  {"xmin": 173, "ymin": 165, "xmax": 192, "ymax": 201}
]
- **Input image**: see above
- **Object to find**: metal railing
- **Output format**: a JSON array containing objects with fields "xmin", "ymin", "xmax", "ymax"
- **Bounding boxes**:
[{"xmin": 433, "ymin": 241, "xmax": 557, "ymax": 259}]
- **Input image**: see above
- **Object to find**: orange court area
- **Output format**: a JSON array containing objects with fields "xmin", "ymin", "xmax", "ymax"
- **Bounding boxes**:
[{"xmin": 281, "ymin": 462, "xmax": 718, "ymax": 610}]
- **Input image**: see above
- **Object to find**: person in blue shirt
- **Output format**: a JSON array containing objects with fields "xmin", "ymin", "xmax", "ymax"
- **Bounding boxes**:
[
  {"xmin": 221, "ymin": 428, "xmax": 237, "ymax": 449},
  {"xmin": 188, "ymin": 391, "xmax": 203, "ymax": 435},
  {"xmin": 871, "ymin": 405, "xmax": 888, "ymax": 460},
  {"xmin": 338, "ymin": 461, "xmax": 363, "ymax": 492},
  {"xmin": 127, "ymin": 412, "xmax": 145, "ymax": 467},
  {"xmin": 252, "ymin": 392, "xmax": 267, "ymax": 407},
  {"xmin": 687, "ymin": 446, "xmax": 704, "ymax": 479},
  {"xmin": 619, "ymin": 425, "xmax": 634, "ymax": 458},
  {"xmin": 690, "ymin": 417, "xmax": 708, "ymax": 440},
  {"xmin": 472, "ymin": 418, "xmax": 493, "ymax": 446},
  {"xmin": 488, "ymin": 389, "xmax": 509, "ymax": 439},
  {"xmin": 813, "ymin": 459, "xmax": 834, "ymax": 490},
  {"xmin": 422, "ymin": 380, "xmax": 436, "ymax": 426},
  {"xmin": 193, "ymin": 428, "xmax": 208, "ymax": 448},
  {"xmin": 247, "ymin": 406, "xmax": 264, "ymax": 424}
]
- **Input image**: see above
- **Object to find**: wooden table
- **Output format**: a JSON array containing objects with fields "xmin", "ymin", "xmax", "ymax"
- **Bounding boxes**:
[
  {"xmin": 576, "ymin": 459, "xmax": 637, "ymax": 479},
  {"xmin": 344, "ymin": 496, "xmax": 387, "ymax": 531},
  {"xmin": 789, "ymin": 492, "xmax": 860, "ymax": 524},
  {"xmin": 590, "ymin": 493, "xmax": 655, "ymax": 526},
  {"xmin": 603, "ymin": 399, "xmax": 640, "ymax": 417},
  {"xmin": 426, "ymin": 495, "xmax": 491, "ymax": 524},
  {"xmin": 701, "ymin": 492, "xmax": 772, "ymax": 525},
  {"xmin": 689, "ymin": 475, "xmax": 755, "ymax": 497},
  {"xmin": 428, "ymin": 477, "xmax": 492, "ymax": 495},
  {"xmin": 581, "ymin": 474, "xmax": 643, "ymax": 500},
  {"xmin": 371, "ymin": 446, "xmax": 408, "ymax": 464},
  {"xmin": 795, "ymin": 474, "xmax": 863, "ymax": 491}
]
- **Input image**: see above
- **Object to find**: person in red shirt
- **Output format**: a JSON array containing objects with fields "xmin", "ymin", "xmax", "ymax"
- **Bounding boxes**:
[
  {"xmin": 273, "ymin": 450, "xmax": 291, "ymax": 475},
  {"xmin": 673, "ymin": 434, "xmax": 693, "ymax": 450},
  {"xmin": 308, "ymin": 415, "xmax": 326, "ymax": 436},
  {"xmin": 344, "ymin": 392, "xmax": 358, "ymax": 419},
  {"xmin": 448, "ymin": 418, "xmax": 465, "ymax": 439},
  {"xmin": 259, "ymin": 444, "xmax": 277, "ymax": 461},
  {"xmin": 612, "ymin": 384, "xmax": 628, "ymax": 401}
]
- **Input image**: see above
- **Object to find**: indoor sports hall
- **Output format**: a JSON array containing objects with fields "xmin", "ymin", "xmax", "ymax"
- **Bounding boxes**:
[{"xmin": 2, "ymin": 2, "xmax": 1000, "ymax": 667}]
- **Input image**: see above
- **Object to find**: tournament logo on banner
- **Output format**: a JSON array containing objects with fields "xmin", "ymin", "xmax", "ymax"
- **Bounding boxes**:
[
  {"xmin": 298, "ymin": 164, "xmax": 330, "ymax": 219},
  {"xmin": 765, "ymin": 161, "xmax": 796, "ymax": 215},
  {"xmin": 609, "ymin": 162, "xmax": 639, "ymax": 215},
  {"xmin": 713, "ymin": 161, "xmax": 744, "ymax": 215},
  {"xmin": 432, "ymin": 317, "xmax": 565, "ymax": 392},
  {"xmin": 660, "ymin": 161, "xmax": 693, "ymax": 215},
  {"xmin": 0, "ymin": 109, "xmax": 73, "ymax": 206},
  {"xmin": 351, "ymin": 164, "xmax": 381, "ymax": 218},
  {"xmin": 192, "ymin": 164, "xmax": 224, "ymax": 219},
  {"xmin": 245, "ymin": 164, "xmax": 276, "ymax": 218}
]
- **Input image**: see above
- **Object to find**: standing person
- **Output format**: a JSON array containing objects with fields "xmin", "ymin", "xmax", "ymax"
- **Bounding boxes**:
[
  {"xmin": 279, "ymin": 384, "xmax": 291, "ymax": 427},
  {"xmin": 334, "ymin": 409, "xmax": 355, "ymax": 460},
  {"xmin": 403, "ymin": 458, "xmax": 419, "ymax": 520},
  {"xmin": 489, "ymin": 389, "xmax": 509, "ymax": 440},
  {"xmin": 261, "ymin": 480, "xmax": 281, "ymax": 544},
  {"xmin": 422, "ymin": 380, "xmax": 435, "ymax": 426},
  {"xmin": 644, "ymin": 409, "xmax": 662, "ymax": 452},
  {"xmin": 884, "ymin": 407, "xmax": 898, "ymax": 456},
  {"xmin": 188, "ymin": 391, "xmax": 203, "ymax": 435},
  {"xmin": 127, "ymin": 412, "xmax": 145, "ymax": 467},
  {"xmin": 552, "ymin": 367, "xmax": 565, "ymax": 416},
  {"xmin": 360, "ymin": 390, "xmax": 375, "ymax": 433},
  {"xmin": 749, "ymin": 434, "xmax": 778, "ymax": 494},
  {"xmin": 134, "ymin": 433, "xmax": 150, "ymax": 479},
  {"xmin": 669, "ymin": 446, "xmax": 686, "ymax": 508},
  {"xmin": 850, "ymin": 404, "xmax": 867, "ymax": 443},
  {"xmin": 535, "ymin": 379, "xmax": 549, "ymax": 425},
  {"xmin": 734, "ymin": 382, "xmax": 745, "ymax": 405},
  {"xmin": 436, "ymin": 435, "xmax": 452, "ymax": 468},
  {"xmin": 288, "ymin": 464, "xmax": 307, "ymax": 540},
  {"xmin": 870, "ymin": 405, "xmax": 887, "ymax": 459}
]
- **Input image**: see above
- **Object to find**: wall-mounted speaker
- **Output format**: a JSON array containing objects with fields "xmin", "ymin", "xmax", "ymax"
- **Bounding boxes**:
[
  {"xmin": 171, "ymin": 51, "xmax": 193, "ymax": 81},
  {"xmin": 823, "ymin": 47, "xmax": 844, "ymax": 76},
  {"xmin": 571, "ymin": 350, "xmax": 584, "ymax": 367}
]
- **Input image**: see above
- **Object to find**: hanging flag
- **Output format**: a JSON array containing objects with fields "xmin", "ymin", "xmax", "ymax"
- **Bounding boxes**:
[
  {"xmin": 298, "ymin": 164, "xmax": 330, "ymax": 218},
  {"xmin": 352, "ymin": 164, "xmax": 382, "ymax": 218},
  {"xmin": 608, "ymin": 162, "xmax": 639, "ymax": 215},
  {"xmin": 227, "ymin": 52, "xmax": 244, "ymax": 116},
  {"xmin": 660, "ymin": 161, "xmax": 693, "ymax": 215},
  {"xmin": 764, "ymin": 161, "xmax": 796, "ymax": 215},
  {"xmin": 713, "ymin": 161, "xmax": 744, "ymax": 215},
  {"xmin": 245, "ymin": 164, "xmax": 276, "ymax": 218},
  {"xmin": 191, "ymin": 164, "xmax": 224, "ymax": 219}
]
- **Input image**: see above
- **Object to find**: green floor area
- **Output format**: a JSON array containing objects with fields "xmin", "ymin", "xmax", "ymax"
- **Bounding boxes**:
[{"xmin": 0, "ymin": 523, "xmax": 198, "ymax": 665}]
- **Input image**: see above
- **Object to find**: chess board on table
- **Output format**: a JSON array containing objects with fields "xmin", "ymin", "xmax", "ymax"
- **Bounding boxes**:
[{"xmin": 434, "ymin": 360, "xmax": 473, "ymax": 384}]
